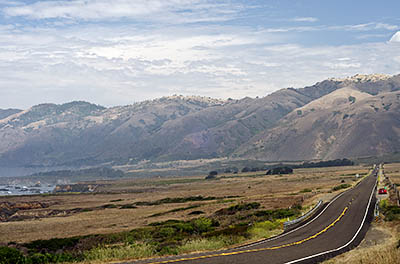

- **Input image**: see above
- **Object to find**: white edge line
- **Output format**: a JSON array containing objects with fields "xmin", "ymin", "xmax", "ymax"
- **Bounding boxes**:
[
  {"xmin": 237, "ymin": 169, "xmax": 375, "ymax": 250},
  {"xmin": 284, "ymin": 171, "xmax": 378, "ymax": 264}
]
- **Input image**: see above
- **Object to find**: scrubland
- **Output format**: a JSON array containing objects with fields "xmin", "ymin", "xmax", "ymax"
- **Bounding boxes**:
[{"xmin": 1, "ymin": 164, "xmax": 396, "ymax": 263}]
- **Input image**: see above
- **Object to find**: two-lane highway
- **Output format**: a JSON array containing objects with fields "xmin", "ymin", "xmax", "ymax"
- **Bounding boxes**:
[{"xmin": 124, "ymin": 167, "xmax": 378, "ymax": 264}]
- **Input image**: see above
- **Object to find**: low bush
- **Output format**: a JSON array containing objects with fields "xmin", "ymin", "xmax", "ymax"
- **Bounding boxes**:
[
  {"xmin": 382, "ymin": 206, "xmax": 400, "ymax": 221},
  {"xmin": 120, "ymin": 204, "xmax": 137, "ymax": 209},
  {"xmin": 110, "ymin": 199, "xmax": 123, "ymax": 202},
  {"xmin": 332, "ymin": 183, "xmax": 351, "ymax": 191},
  {"xmin": 254, "ymin": 208, "xmax": 300, "ymax": 220},
  {"xmin": 266, "ymin": 167, "xmax": 293, "ymax": 175},
  {"xmin": 101, "ymin": 204, "xmax": 118, "ymax": 209},
  {"xmin": 188, "ymin": 211, "xmax": 205, "ymax": 215},
  {"xmin": 24, "ymin": 237, "xmax": 81, "ymax": 253},
  {"xmin": 193, "ymin": 218, "xmax": 213, "ymax": 233},
  {"xmin": 0, "ymin": 247, "xmax": 25, "ymax": 264},
  {"xmin": 29, "ymin": 253, "xmax": 52, "ymax": 264},
  {"xmin": 216, "ymin": 202, "xmax": 260, "ymax": 215}
]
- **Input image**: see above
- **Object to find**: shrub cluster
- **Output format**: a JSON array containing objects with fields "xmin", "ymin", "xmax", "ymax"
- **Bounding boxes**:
[
  {"xmin": 266, "ymin": 167, "xmax": 293, "ymax": 175},
  {"xmin": 296, "ymin": 159, "xmax": 354, "ymax": 169},
  {"xmin": 215, "ymin": 202, "xmax": 261, "ymax": 215},
  {"xmin": 0, "ymin": 246, "xmax": 76, "ymax": 264},
  {"xmin": 332, "ymin": 183, "xmax": 351, "ymax": 191},
  {"xmin": 0, "ymin": 202, "xmax": 302, "ymax": 263},
  {"xmin": 253, "ymin": 207, "xmax": 301, "ymax": 220},
  {"xmin": 380, "ymin": 201, "xmax": 400, "ymax": 221}
]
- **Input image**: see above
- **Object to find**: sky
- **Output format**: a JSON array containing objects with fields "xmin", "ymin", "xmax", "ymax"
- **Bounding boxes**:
[{"xmin": 0, "ymin": 0, "xmax": 400, "ymax": 109}]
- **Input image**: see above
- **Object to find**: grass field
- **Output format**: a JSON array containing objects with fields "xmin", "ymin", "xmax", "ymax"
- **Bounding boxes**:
[
  {"xmin": 3, "ymin": 163, "xmax": 396, "ymax": 264},
  {"xmin": 0, "ymin": 165, "xmax": 370, "ymax": 244}
]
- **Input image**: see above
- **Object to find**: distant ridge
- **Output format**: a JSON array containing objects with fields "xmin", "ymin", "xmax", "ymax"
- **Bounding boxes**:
[
  {"xmin": 0, "ymin": 109, "xmax": 22, "ymax": 120},
  {"xmin": 0, "ymin": 73, "xmax": 399, "ymax": 168}
]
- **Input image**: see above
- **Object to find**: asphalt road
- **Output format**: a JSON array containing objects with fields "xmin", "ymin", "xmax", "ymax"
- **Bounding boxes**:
[{"xmin": 123, "ymin": 167, "xmax": 378, "ymax": 264}]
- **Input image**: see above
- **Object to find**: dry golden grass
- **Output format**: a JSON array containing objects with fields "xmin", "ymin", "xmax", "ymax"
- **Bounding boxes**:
[
  {"xmin": 0, "ymin": 164, "xmax": 371, "ymax": 244},
  {"xmin": 385, "ymin": 163, "xmax": 400, "ymax": 193}
]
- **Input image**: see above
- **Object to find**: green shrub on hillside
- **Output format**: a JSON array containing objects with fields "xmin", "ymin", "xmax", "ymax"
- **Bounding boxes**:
[
  {"xmin": 332, "ymin": 183, "xmax": 351, "ymax": 191},
  {"xmin": 0, "ymin": 247, "xmax": 25, "ymax": 264},
  {"xmin": 383, "ymin": 206, "xmax": 400, "ymax": 221},
  {"xmin": 216, "ymin": 202, "xmax": 260, "ymax": 215}
]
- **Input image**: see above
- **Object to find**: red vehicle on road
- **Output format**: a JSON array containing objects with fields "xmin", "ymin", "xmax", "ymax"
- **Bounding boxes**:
[{"xmin": 378, "ymin": 188, "xmax": 387, "ymax": 194}]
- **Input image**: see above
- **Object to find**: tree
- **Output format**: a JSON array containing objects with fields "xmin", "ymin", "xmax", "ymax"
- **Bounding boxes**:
[
  {"xmin": 205, "ymin": 171, "xmax": 218, "ymax": 180},
  {"xmin": 242, "ymin": 167, "xmax": 250, "ymax": 173}
]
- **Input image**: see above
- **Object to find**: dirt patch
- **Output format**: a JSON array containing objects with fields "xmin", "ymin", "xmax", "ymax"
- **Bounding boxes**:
[{"xmin": 358, "ymin": 224, "xmax": 391, "ymax": 248}]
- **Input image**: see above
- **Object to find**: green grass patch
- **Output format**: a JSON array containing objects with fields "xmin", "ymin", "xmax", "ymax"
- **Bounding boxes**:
[
  {"xmin": 177, "ymin": 236, "xmax": 245, "ymax": 253},
  {"xmin": 332, "ymin": 183, "xmax": 351, "ymax": 191},
  {"xmin": 248, "ymin": 220, "xmax": 281, "ymax": 239},
  {"xmin": 83, "ymin": 243, "xmax": 156, "ymax": 262}
]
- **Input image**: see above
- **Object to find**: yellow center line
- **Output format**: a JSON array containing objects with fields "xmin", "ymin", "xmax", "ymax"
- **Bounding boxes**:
[{"xmin": 144, "ymin": 207, "xmax": 349, "ymax": 264}]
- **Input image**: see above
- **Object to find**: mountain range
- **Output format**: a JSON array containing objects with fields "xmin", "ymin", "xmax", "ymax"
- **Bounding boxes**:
[{"xmin": 1, "ymin": 74, "xmax": 400, "ymax": 169}]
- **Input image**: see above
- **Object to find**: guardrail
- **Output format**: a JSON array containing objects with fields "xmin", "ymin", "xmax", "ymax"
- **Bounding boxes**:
[{"xmin": 284, "ymin": 200, "xmax": 323, "ymax": 230}]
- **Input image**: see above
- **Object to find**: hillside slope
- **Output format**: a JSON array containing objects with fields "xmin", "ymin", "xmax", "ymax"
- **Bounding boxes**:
[
  {"xmin": 0, "ymin": 74, "xmax": 400, "ymax": 168},
  {"xmin": 236, "ymin": 88, "xmax": 400, "ymax": 161}
]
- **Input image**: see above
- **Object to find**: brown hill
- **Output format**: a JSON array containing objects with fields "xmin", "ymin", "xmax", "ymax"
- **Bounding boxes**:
[
  {"xmin": 0, "ymin": 74, "xmax": 400, "ymax": 168},
  {"xmin": 236, "ymin": 88, "xmax": 400, "ymax": 161}
]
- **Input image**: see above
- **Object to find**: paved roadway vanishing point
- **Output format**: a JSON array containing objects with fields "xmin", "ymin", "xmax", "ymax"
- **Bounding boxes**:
[{"xmin": 123, "ymin": 167, "xmax": 379, "ymax": 264}]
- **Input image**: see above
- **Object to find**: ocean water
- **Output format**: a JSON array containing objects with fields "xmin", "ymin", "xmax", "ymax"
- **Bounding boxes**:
[{"xmin": 0, "ymin": 184, "xmax": 55, "ymax": 196}]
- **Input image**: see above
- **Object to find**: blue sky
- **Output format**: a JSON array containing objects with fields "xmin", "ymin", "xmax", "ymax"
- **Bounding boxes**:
[{"xmin": 0, "ymin": 0, "xmax": 399, "ymax": 109}]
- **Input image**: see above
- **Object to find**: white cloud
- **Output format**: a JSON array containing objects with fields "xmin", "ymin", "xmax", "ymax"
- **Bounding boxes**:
[
  {"xmin": 260, "ymin": 22, "xmax": 399, "ymax": 34},
  {"xmin": 291, "ymin": 17, "xmax": 318, "ymax": 23},
  {"xmin": 1, "ymin": 20, "xmax": 399, "ymax": 109},
  {"xmin": 390, "ymin": 31, "xmax": 400, "ymax": 43},
  {"xmin": 356, "ymin": 33, "xmax": 389, "ymax": 40},
  {"xmin": 0, "ymin": 2, "xmax": 399, "ymax": 109},
  {"xmin": 3, "ymin": 0, "xmax": 241, "ymax": 23},
  {"xmin": 340, "ymin": 22, "xmax": 399, "ymax": 31},
  {"xmin": 323, "ymin": 62, "xmax": 361, "ymax": 70}
]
